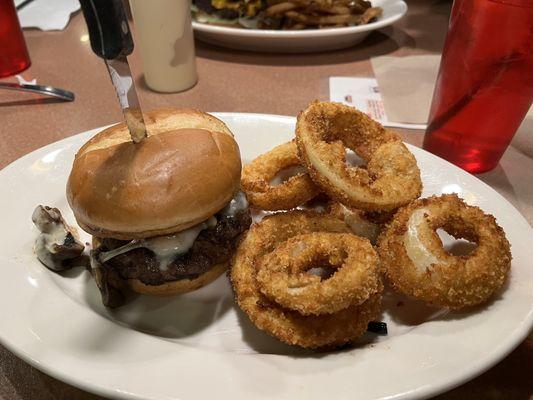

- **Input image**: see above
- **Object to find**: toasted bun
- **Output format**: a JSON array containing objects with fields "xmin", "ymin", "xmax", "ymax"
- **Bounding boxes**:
[{"xmin": 67, "ymin": 109, "xmax": 241, "ymax": 240}]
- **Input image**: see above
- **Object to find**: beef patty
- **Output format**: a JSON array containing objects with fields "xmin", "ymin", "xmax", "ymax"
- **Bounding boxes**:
[{"xmin": 96, "ymin": 209, "xmax": 251, "ymax": 285}]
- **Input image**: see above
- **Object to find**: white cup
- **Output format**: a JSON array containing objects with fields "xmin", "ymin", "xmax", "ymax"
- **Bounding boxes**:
[{"xmin": 129, "ymin": 0, "xmax": 197, "ymax": 93}]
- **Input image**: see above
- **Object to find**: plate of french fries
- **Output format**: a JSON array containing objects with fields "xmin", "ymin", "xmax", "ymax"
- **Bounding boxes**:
[{"xmin": 192, "ymin": 0, "xmax": 407, "ymax": 53}]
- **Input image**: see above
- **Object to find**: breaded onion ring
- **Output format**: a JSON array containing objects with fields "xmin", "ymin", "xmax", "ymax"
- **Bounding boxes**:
[
  {"xmin": 231, "ymin": 211, "xmax": 382, "ymax": 349},
  {"xmin": 377, "ymin": 194, "xmax": 512, "ymax": 309},
  {"xmin": 256, "ymin": 232, "xmax": 381, "ymax": 315},
  {"xmin": 295, "ymin": 101, "xmax": 422, "ymax": 212},
  {"xmin": 241, "ymin": 141, "xmax": 320, "ymax": 211}
]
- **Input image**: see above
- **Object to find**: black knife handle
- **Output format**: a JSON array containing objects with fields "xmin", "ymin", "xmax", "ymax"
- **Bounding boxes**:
[{"xmin": 79, "ymin": 0, "xmax": 133, "ymax": 60}]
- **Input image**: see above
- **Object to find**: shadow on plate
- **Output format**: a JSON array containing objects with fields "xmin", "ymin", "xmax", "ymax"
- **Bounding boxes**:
[
  {"xmin": 83, "ymin": 274, "xmax": 233, "ymax": 339},
  {"xmin": 235, "ymin": 305, "xmax": 381, "ymax": 358},
  {"xmin": 478, "ymin": 164, "xmax": 522, "ymax": 205},
  {"xmin": 235, "ymin": 307, "xmax": 316, "ymax": 357},
  {"xmin": 382, "ymin": 290, "xmax": 448, "ymax": 326},
  {"xmin": 57, "ymin": 265, "xmax": 87, "ymax": 280},
  {"xmin": 383, "ymin": 275, "xmax": 511, "ymax": 326},
  {"xmin": 195, "ymin": 28, "xmax": 406, "ymax": 67}
]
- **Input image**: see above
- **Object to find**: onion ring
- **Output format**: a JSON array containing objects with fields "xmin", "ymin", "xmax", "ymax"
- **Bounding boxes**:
[
  {"xmin": 377, "ymin": 194, "xmax": 511, "ymax": 309},
  {"xmin": 295, "ymin": 101, "xmax": 422, "ymax": 212},
  {"xmin": 231, "ymin": 211, "xmax": 382, "ymax": 349},
  {"xmin": 241, "ymin": 141, "xmax": 320, "ymax": 211},
  {"xmin": 328, "ymin": 202, "xmax": 394, "ymax": 244},
  {"xmin": 256, "ymin": 232, "xmax": 381, "ymax": 315}
]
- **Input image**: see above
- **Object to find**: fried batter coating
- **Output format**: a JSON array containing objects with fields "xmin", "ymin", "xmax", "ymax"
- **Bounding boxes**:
[
  {"xmin": 241, "ymin": 141, "xmax": 320, "ymax": 211},
  {"xmin": 377, "ymin": 194, "xmax": 512, "ymax": 309},
  {"xmin": 231, "ymin": 211, "xmax": 382, "ymax": 348},
  {"xmin": 256, "ymin": 232, "xmax": 381, "ymax": 315},
  {"xmin": 296, "ymin": 101, "xmax": 422, "ymax": 212}
]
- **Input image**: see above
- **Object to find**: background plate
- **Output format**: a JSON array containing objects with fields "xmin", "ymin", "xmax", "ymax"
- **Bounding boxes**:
[
  {"xmin": 192, "ymin": 0, "xmax": 407, "ymax": 53},
  {"xmin": 0, "ymin": 113, "xmax": 532, "ymax": 400}
]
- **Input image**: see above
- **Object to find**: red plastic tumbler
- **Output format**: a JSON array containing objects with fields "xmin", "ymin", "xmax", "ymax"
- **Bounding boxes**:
[
  {"xmin": 0, "ymin": 0, "xmax": 31, "ymax": 77},
  {"xmin": 423, "ymin": 0, "xmax": 533, "ymax": 174}
]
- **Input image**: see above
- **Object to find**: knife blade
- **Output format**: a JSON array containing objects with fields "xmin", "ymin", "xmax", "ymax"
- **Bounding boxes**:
[{"xmin": 79, "ymin": 0, "xmax": 147, "ymax": 143}]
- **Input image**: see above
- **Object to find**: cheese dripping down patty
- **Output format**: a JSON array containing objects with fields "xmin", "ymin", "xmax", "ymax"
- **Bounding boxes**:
[{"xmin": 98, "ymin": 191, "xmax": 249, "ymax": 271}]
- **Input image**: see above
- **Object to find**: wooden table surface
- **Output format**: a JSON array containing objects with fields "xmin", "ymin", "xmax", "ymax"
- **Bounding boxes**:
[{"xmin": 0, "ymin": 1, "xmax": 531, "ymax": 399}]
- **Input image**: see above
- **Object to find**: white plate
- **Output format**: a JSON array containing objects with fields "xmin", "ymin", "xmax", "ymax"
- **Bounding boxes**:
[
  {"xmin": 0, "ymin": 113, "xmax": 532, "ymax": 400},
  {"xmin": 192, "ymin": 0, "xmax": 407, "ymax": 53}
]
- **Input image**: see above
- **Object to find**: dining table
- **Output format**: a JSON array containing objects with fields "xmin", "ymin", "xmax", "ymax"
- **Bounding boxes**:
[{"xmin": 0, "ymin": 0, "xmax": 531, "ymax": 399}]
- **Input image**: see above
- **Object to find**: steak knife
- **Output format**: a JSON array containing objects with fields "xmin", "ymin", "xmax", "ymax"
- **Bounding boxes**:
[{"xmin": 79, "ymin": 0, "xmax": 147, "ymax": 143}]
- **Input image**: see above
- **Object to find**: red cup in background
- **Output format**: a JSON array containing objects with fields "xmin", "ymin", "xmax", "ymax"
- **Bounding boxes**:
[
  {"xmin": 0, "ymin": 0, "xmax": 31, "ymax": 77},
  {"xmin": 423, "ymin": 0, "xmax": 533, "ymax": 174}
]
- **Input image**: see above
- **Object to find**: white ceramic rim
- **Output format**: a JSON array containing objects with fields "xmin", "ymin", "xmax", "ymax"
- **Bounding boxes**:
[
  {"xmin": 192, "ymin": 0, "xmax": 407, "ymax": 38},
  {"xmin": 0, "ymin": 112, "xmax": 531, "ymax": 400}
]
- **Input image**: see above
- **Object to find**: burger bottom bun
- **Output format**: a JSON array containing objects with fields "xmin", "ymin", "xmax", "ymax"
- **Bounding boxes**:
[
  {"xmin": 127, "ymin": 262, "xmax": 228, "ymax": 296},
  {"xmin": 92, "ymin": 237, "xmax": 228, "ymax": 296}
]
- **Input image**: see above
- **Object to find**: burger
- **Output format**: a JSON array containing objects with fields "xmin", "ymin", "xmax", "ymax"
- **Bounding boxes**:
[{"xmin": 66, "ymin": 109, "xmax": 251, "ymax": 307}]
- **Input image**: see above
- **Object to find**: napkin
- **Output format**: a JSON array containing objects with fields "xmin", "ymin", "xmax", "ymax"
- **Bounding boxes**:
[
  {"xmin": 15, "ymin": 0, "xmax": 80, "ymax": 31},
  {"xmin": 329, "ymin": 77, "xmax": 427, "ymax": 130},
  {"xmin": 371, "ymin": 55, "xmax": 441, "ymax": 125},
  {"xmin": 371, "ymin": 54, "xmax": 533, "ymax": 158}
]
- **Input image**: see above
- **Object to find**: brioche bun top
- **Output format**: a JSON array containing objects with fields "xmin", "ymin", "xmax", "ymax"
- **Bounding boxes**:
[{"xmin": 67, "ymin": 108, "xmax": 241, "ymax": 240}]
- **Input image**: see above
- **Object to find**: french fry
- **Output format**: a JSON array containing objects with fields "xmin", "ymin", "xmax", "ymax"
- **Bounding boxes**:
[
  {"xmin": 266, "ymin": 0, "xmax": 291, "ymax": 5},
  {"xmin": 262, "ymin": 0, "xmax": 381, "ymax": 30},
  {"xmin": 285, "ymin": 10, "xmax": 361, "ymax": 25},
  {"xmin": 266, "ymin": 2, "xmax": 298, "ymax": 16},
  {"xmin": 350, "ymin": 0, "xmax": 371, "ymax": 14},
  {"xmin": 359, "ymin": 7, "xmax": 382, "ymax": 24},
  {"xmin": 315, "ymin": 5, "xmax": 351, "ymax": 15},
  {"xmin": 291, "ymin": 23, "xmax": 307, "ymax": 29}
]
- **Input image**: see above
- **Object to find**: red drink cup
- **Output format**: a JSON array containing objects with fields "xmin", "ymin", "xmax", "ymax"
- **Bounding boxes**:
[
  {"xmin": 423, "ymin": 0, "xmax": 533, "ymax": 174},
  {"xmin": 0, "ymin": 0, "xmax": 31, "ymax": 78}
]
